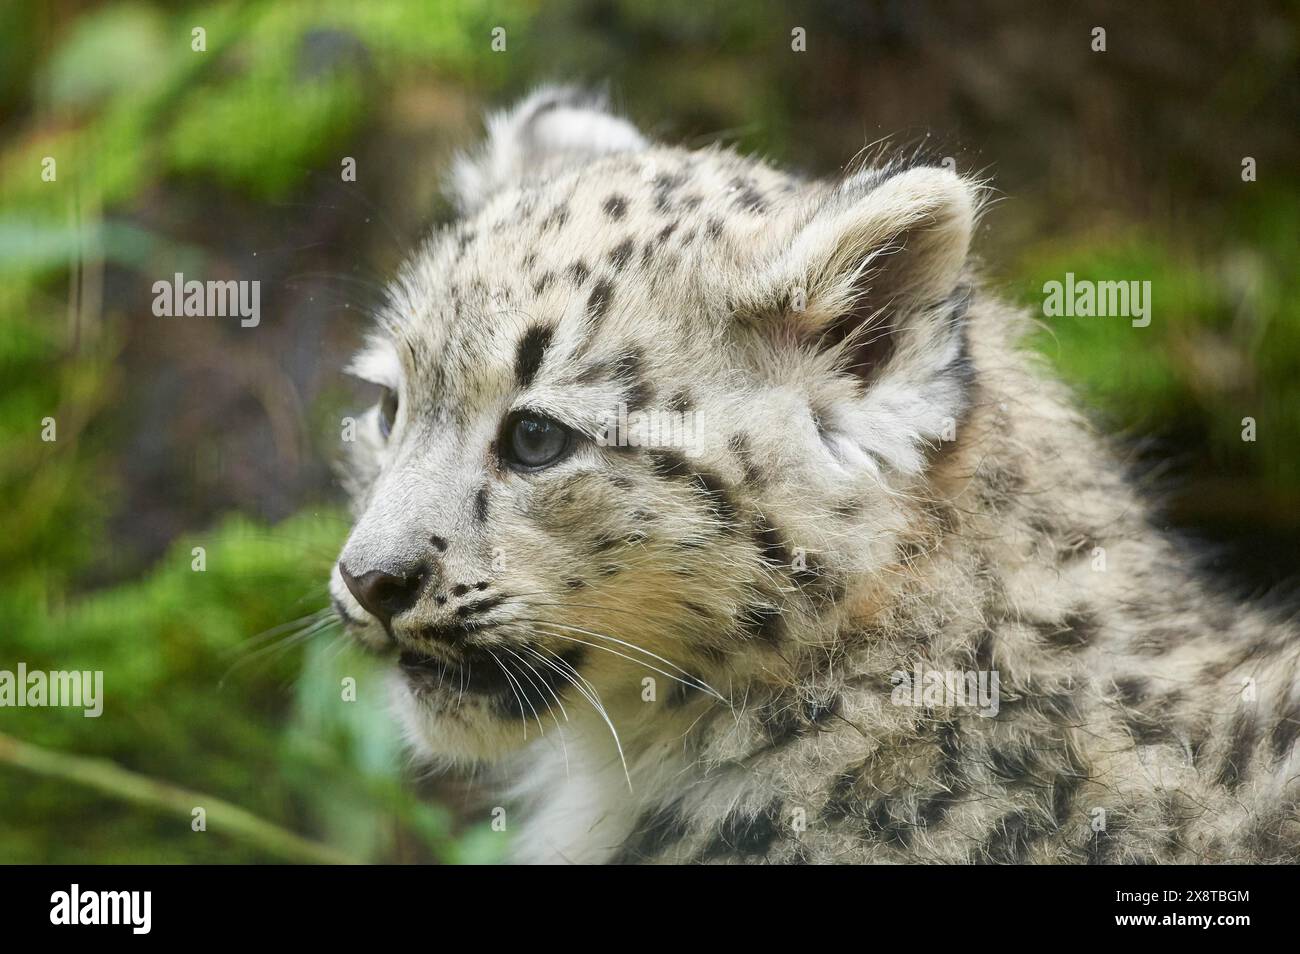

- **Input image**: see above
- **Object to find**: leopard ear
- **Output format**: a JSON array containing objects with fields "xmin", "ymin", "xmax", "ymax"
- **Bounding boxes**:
[
  {"xmin": 772, "ymin": 165, "xmax": 977, "ymax": 374},
  {"xmin": 740, "ymin": 165, "xmax": 981, "ymax": 473},
  {"xmin": 449, "ymin": 86, "xmax": 647, "ymax": 215}
]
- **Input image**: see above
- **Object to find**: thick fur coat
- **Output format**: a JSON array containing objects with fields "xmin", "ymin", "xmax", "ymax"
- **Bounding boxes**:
[{"xmin": 329, "ymin": 88, "xmax": 1300, "ymax": 863}]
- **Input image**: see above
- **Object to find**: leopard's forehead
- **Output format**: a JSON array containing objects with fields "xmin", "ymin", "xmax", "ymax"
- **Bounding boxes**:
[{"xmin": 374, "ymin": 145, "xmax": 808, "ymax": 413}]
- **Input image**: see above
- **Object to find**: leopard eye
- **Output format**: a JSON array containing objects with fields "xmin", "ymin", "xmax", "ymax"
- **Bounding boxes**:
[
  {"xmin": 502, "ymin": 411, "xmax": 573, "ymax": 471},
  {"xmin": 378, "ymin": 388, "xmax": 398, "ymax": 440}
]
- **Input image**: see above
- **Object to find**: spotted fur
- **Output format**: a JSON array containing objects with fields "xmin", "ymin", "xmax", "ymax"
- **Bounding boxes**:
[{"xmin": 330, "ymin": 87, "xmax": 1300, "ymax": 864}]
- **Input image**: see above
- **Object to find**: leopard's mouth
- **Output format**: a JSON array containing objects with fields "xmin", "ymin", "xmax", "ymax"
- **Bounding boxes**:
[{"xmin": 397, "ymin": 643, "xmax": 587, "ymax": 718}]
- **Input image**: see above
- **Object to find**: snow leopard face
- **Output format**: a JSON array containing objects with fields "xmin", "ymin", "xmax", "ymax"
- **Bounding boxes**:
[{"xmin": 329, "ymin": 88, "xmax": 980, "ymax": 762}]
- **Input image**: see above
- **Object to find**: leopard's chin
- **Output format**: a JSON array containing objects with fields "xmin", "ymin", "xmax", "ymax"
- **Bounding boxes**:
[{"xmin": 388, "ymin": 643, "xmax": 587, "ymax": 763}]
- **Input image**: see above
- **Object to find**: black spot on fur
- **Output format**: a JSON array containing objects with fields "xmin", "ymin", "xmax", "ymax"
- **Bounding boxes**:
[
  {"xmin": 610, "ymin": 803, "xmax": 689, "ymax": 863},
  {"xmin": 1113, "ymin": 676, "xmax": 1148, "ymax": 707},
  {"xmin": 988, "ymin": 745, "xmax": 1041, "ymax": 782},
  {"xmin": 651, "ymin": 173, "xmax": 687, "ymax": 213},
  {"xmin": 586, "ymin": 279, "xmax": 614, "ymax": 321},
  {"xmin": 897, "ymin": 539, "xmax": 927, "ymax": 564},
  {"xmin": 648, "ymin": 450, "xmax": 691, "ymax": 479},
  {"xmin": 602, "ymin": 194, "xmax": 628, "ymax": 220},
  {"xmin": 689, "ymin": 469, "xmax": 737, "ymax": 521},
  {"xmin": 1036, "ymin": 609, "xmax": 1099, "ymax": 650},
  {"xmin": 915, "ymin": 790, "xmax": 959, "ymax": 830},
  {"xmin": 972, "ymin": 628, "xmax": 996, "ymax": 672},
  {"xmin": 1270, "ymin": 697, "xmax": 1300, "ymax": 761},
  {"xmin": 752, "ymin": 518, "xmax": 793, "ymax": 569},
  {"xmin": 791, "ymin": 550, "xmax": 821, "ymax": 585},
  {"xmin": 456, "ymin": 595, "xmax": 504, "ymax": 618},
  {"xmin": 758, "ymin": 691, "xmax": 842, "ymax": 747},
  {"xmin": 473, "ymin": 486, "xmax": 489, "ymax": 523},
  {"xmin": 601, "ymin": 349, "xmax": 652, "ymax": 410},
  {"xmin": 566, "ymin": 260, "xmax": 590, "ymax": 285},
  {"xmin": 729, "ymin": 176, "xmax": 767, "ymax": 213},
  {"xmin": 540, "ymin": 204, "xmax": 569, "ymax": 232},
  {"xmin": 861, "ymin": 798, "xmax": 918, "ymax": 849},
  {"xmin": 821, "ymin": 762, "xmax": 868, "ymax": 822},
  {"xmin": 608, "ymin": 238, "xmax": 634, "ymax": 271},
  {"xmin": 609, "ymin": 349, "xmax": 643, "ymax": 382},
  {"xmin": 737, "ymin": 603, "xmax": 782, "ymax": 643},
  {"xmin": 623, "ymin": 378, "xmax": 655, "ymax": 412},
  {"xmin": 791, "ymin": 552, "xmax": 834, "ymax": 598},
  {"xmin": 1121, "ymin": 705, "xmax": 1176, "ymax": 746},
  {"xmin": 979, "ymin": 809, "xmax": 1039, "ymax": 863},
  {"xmin": 646, "ymin": 451, "xmax": 737, "ymax": 523},
  {"xmin": 1217, "ymin": 711, "xmax": 1257, "ymax": 791},
  {"xmin": 758, "ymin": 700, "xmax": 802, "ymax": 745},
  {"xmin": 700, "ymin": 799, "xmax": 783, "ymax": 861},
  {"xmin": 575, "ymin": 360, "xmax": 609, "ymax": 384},
  {"xmin": 666, "ymin": 388, "xmax": 693, "ymax": 413},
  {"xmin": 514, "ymin": 324, "xmax": 553, "ymax": 388},
  {"xmin": 532, "ymin": 271, "xmax": 555, "ymax": 295},
  {"xmin": 1131, "ymin": 626, "xmax": 1184, "ymax": 656},
  {"xmin": 1037, "ymin": 687, "xmax": 1083, "ymax": 724}
]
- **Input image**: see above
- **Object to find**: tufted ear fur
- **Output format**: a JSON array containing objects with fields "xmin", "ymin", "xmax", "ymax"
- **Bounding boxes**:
[
  {"xmin": 741, "ymin": 165, "xmax": 981, "ymax": 474},
  {"xmin": 449, "ymin": 86, "xmax": 648, "ymax": 215}
]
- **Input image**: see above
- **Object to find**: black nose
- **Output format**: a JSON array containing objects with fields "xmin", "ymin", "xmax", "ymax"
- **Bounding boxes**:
[{"xmin": 339, "ymin": 562, "xmax": 427, "ymax": 627}]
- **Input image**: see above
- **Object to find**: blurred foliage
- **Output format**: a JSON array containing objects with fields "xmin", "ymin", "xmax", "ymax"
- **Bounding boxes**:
[
  {"xmin": 0, "ymin": 512, "xmax": 503, "ymax": 862},
  {"xmin": 0, "ymin": 0, "xmax": 527, "ymax": 864},
  {"xmin": 0, "ymin": 0, "xmax": 1296, "ymax": 862},
  {"xmin": 1015, "ymin": 186, "xmax": 1300, "ymax": 494}
]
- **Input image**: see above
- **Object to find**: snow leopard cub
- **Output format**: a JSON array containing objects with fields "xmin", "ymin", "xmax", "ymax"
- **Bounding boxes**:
[{"xmin": 329, "ymin": 88, "xmax": 1300, "ymax": 864}]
